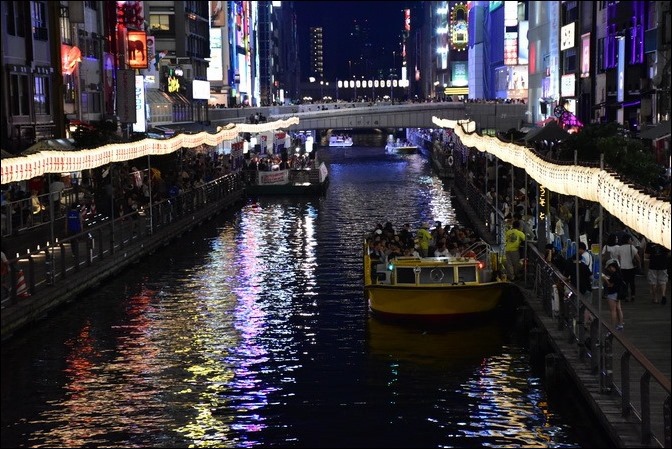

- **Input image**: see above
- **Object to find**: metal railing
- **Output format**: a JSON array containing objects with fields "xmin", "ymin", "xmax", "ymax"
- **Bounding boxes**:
[
  {"xmin": 447, "ymin": 149, "xmax": 670, "ymax": 447},
  {"xmin": 524, "ymin": 243, "xmax": 671, "ymax": 447},
  {"xmin": 1, "ymin": 172, "xmax": 244, "ymax": 308}
]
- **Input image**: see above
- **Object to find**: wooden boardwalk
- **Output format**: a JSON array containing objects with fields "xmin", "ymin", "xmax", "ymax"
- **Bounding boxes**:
[{"xmin": 518, "ymin": 271, "xmax": 671, "ymax": 448}]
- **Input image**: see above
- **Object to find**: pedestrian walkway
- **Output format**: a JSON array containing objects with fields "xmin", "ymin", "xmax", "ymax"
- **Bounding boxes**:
[
  {"xmin": 518, "ymin": 262, "xmax": 671, "ymax": 448},
  {"xmin": 604, "ymin": 272, "xmax": 671, "ymax": 378}
]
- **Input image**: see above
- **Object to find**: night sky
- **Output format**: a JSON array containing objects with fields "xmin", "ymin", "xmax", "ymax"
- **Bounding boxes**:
[{"xmin": 294, "ymin": 1, "xmax": 414, "ymax": 81}]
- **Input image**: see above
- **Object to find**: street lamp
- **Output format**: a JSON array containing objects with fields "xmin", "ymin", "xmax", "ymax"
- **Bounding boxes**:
[{"xmin": 320, "ymin": 80, "xmax": 324, "ymax": 101}]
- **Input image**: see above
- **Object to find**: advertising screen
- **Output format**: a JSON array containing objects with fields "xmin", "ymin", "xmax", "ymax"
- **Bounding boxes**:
[
  {"xmin": 132, "ymin": 75, "xmax": 146, "ymax": 133},
  {"xmin": 193, "ymin": 80, "xmax": 211, "ymax": 100},
  {"xmin": 127, "ymin": 31, "xmax": 148, "ymax": 69},
  {"xmin": 580, "ymin": 33, "xmax": 590, "ymax": 78}
]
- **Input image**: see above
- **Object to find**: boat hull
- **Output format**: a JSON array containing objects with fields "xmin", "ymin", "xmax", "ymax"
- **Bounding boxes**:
[
  {"xmin": 366, "ymin": 282, "xmax": 505, "ymax": 318},
  {"xmin": 246, "ymin": 179, "xmax": 328, "ymax": 196},
  {"xmin": 386, "ymin": 144, "xmax": 418, "ymax": 154}
]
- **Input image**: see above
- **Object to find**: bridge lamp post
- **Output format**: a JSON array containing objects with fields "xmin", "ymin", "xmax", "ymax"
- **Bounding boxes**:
[{"xmin": 320, "ymin": 80, "xmax": 324, "ymax": 101}]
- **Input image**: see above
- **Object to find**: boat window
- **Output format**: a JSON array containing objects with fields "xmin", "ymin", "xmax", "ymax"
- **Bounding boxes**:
[
  {"xmin": 457, "ymin": 266, "xmax": 477, "ymax": 283},
  {"xmin": 417, "ymin": 267, "xmax": 454, "ymax": 284},
  {"xmin": 396, "ymin": 267, "xmax": 416, "ymax": 284}
]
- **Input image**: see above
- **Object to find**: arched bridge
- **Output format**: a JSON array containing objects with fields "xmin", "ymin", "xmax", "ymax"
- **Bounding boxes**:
[{"xmin": 208, "ymin": 102, "xmax": 529, "ymax": 132}]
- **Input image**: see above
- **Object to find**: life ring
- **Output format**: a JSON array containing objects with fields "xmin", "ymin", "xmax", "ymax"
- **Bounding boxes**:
[
  {"xmin": 447, "ymin": 155, "xmax": 454, "ymax": 167},
  {"xmin": 430, "ymin": 268, "xmax": 444, "ymax": 282}
]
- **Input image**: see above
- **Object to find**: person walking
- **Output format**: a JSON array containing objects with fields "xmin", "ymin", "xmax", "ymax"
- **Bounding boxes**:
[
  {"xmin": 602, "ymin": 259, "xmax": 626, "ymax": 330},
  {"xmin": 601, "ymin": 233, "xmax": 620, "ymax": 265},
  {"xmin": 65, "ymin": 203, "xmax": 84, "ymax": 260},
  {"xmin": 615, "ymin": 234, "xmax": 640, "ymax": 302},
  {"xmin": 644, "ymin": 241, "xmax": 670, "ymax": 305},
  {"xmin": 504, "ymin": 220, "xmax": 526, "ymax": 281}
]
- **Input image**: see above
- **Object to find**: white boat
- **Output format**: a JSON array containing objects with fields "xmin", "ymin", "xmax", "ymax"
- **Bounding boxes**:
[
  {"xmin": 385, "ymin": 141, "xmax": 419, "ymax": 154},
  {"xmin": 385, "ymin": 135, "xmax": 418, "ymax": 154},
  {"xmin": 329, "ymin": 135, "xmax": 353, "ymax": 147}
]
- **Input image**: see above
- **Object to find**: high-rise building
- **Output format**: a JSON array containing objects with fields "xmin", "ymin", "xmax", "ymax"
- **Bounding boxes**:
[
  {"xmin": 310, "ymin": 27, "xmax": 324, "ymax": 80},
  {"xmin": 350, "ymin": 19, "xmax": 373, "ymax": 78}
]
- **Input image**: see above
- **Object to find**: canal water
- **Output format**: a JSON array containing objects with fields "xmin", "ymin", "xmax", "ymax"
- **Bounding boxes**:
[{"xmin": 1, "ymin": 145, "xmax": 611, "ymax": 447}]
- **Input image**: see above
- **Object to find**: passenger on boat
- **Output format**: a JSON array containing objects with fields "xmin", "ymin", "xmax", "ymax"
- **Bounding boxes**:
[
  {"xmin": 387, "ymin": 241, "xmax": 404, "ymax": 260},
  {"xmin": 398, "ymin": 223, "xmax": 414, "ymax": 248},
  {"xmin": 434, "ymin": 239, "xmax": 451, "ymax": 257},
  {"xmin": 416, "ymin": 222, "xmax": 432, "ymax": 257},
  {"xmin": 382, "ymin": 221, "xmax": 396, "ymax": 240}
]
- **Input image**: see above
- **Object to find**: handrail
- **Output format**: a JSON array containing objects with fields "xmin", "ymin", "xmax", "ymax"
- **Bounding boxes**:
[
  {"xmin": 525, "ymin": 242, "xmax": 671, "ymax": 447},
  {"xmin": 1, "ymin": 172, "xmax": 244, "ymax": 310}
]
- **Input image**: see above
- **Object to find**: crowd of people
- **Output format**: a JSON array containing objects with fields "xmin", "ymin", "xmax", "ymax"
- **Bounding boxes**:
[{"xmin": 366, "ymin": 220, "xmax": 481, "ymax": 264}]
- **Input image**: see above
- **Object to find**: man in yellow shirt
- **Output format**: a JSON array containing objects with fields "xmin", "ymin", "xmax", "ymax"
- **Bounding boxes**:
[
  {"xmin": 416, "ymin": 222, "xmax": 433, "ymax": 257},
  {"xmin": 504, "ymin": 220, "xmax": 526, "ymax": 280}
]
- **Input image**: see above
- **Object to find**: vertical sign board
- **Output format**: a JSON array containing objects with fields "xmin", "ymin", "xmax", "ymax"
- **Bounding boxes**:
[
  {"xmin": 617, "ymin": 37, "xmax": 625, "ymax": 103},
  {"xmin": 117, "ymin": 69, "xmax": 137, "ymax": 124},
  {"xmin": 127, "ymin": 31, "xmax": 148, "ymax": 69},
  {"xmin": 133, "ymin": 75, "xmax": 146, "ymax": 133}
]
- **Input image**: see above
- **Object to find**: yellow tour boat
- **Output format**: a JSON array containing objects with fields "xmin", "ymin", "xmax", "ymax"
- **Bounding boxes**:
[{"xmin": 363, "ymin": 239, "xmax": 510, "ymax": 319}]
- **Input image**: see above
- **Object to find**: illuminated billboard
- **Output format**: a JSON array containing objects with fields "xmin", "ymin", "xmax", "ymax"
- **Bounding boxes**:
[
  {"xmin": 127, "ymin": 31, "xmax": 148, "ymax": 69},
  {"xmin": 560, "ymin": 23, "xmax": 575, "ymax": 51},
  {"xmin": 132, "ymin": 75, "xmax": 146, "ymax": 133},
  {"xmin": 580, "ymin": 33, "xmax": 590, "ymax": 78},
  {"xmin": 193, "ymin": 80, "xmax": 211, "ymax": 100}
]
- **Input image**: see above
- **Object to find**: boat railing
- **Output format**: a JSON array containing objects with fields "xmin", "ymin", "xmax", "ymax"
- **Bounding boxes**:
[{"xmin": 460, "ymin": 240, "xmax": 489, "ymax": 259}]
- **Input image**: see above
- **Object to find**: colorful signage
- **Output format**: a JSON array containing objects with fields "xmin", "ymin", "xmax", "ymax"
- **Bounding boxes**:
[
  {"xmin": 133, "ymin": 75, "xmax": 146, "ymax": 133},
  {"xmin": 617, "ymin": 36, "xmax": 625, "ymax": 102},
  {"xmin": 561, "ymin": 74, "xmax": 576, "ymax": 97},
  {"xmin": 581, "ymin": 33, "xmax": 590, "ymax": 78},
  {"xmin": 504, "ymin": 32, "xmax": 518, "ymax": 65},
  {"xmin": 61, "ymin": 44, "xmax": 81, "ymax": 75},
  {"xmin": 560, "ymin": 23, "xmax": 575, "ymax": 51},
  {"xmin": 127, "ymin": 31, "xmax": 148, "ymax": 69},
  {"xmin": 117, "ymin": 69, "xmax": 136, "ymax": 124},
  {"xmin": 450, "ymin": 3, "xmax": 469, "ymax": 51}
]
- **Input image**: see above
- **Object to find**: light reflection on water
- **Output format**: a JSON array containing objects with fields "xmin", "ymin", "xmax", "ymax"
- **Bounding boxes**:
[{"xmin": 1, "ymin": 147, "xmax": 601, "ymax": 448}]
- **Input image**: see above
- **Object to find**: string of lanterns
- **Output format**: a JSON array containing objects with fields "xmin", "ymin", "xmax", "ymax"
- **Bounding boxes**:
[
  {"xmin": 0, "ymin": 117, "xmax": 299, "ymax": 185},
  {"xmin": 432, "ymin": 116, "xmax": 671, "ymax": 250}
]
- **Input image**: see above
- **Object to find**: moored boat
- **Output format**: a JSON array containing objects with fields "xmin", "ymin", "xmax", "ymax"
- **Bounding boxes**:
[
  {"xmin": 363, "ymin": 239, "xmax": 509, "ymax": 319},
  {"xmin": 329, "ymin": 135, "xmax": 354, "ymax": 147},
  {"xmin": 385, "ymin": 142, "xmax": 419, "ymax": 154},
  {"xmin": 385, "ymin": 136, "xmax": 418, "ymax": 154},
  {"xmin": 245, "ymin": 162, "xmax": 329, "ymax": 196}
]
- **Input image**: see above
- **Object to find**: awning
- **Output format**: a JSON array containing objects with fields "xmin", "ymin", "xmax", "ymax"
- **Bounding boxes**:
[
  {"xmin": 146, "ymin": 90, "xmax": 174, "ymax": 125},
  {"xmin": 639, "ymin": 121, "xmax": 671, "ymax": 140},
  {"xmin": 22, "ymin": 138, "xmax": 77, "ymax": 155},
  {"xmin": 524, "ymin": 120, "xmax": 570, "ymax": 143}
]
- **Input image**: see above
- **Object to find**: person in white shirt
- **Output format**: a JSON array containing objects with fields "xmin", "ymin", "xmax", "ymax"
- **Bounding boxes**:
[
  {"xmin": 578, "ymin": 242, "xmax": 593, "ymax": 272},
  {"xmin": 434, "ymin": 239, "xmax": 451, "ymax": 257},
  {"xmin": 601, "ymin": 233, "xmax": 620, "ymax": 265},
  {"xmin": 615, "ymin": 234, "xmax": 640, "ymax": 301},
  {"xmin": 49, "ymin": 176, "xmax": 65, "ymax": 215}
]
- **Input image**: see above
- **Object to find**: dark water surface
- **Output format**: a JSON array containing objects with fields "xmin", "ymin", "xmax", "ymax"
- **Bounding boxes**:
[{"xmin": 2, "ymin": 147, "xmax": 609, "ymax": 447}]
